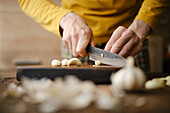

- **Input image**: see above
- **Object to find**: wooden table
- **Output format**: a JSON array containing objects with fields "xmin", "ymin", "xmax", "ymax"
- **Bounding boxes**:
[{"xmin": 0, "ymin": 75, "xmax": 170, "ymax": 113}]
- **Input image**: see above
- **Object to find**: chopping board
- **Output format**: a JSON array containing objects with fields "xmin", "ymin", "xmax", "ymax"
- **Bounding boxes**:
[{"xmin": 16, "ymin": 65, "xmax": 120, "ymax": 84}]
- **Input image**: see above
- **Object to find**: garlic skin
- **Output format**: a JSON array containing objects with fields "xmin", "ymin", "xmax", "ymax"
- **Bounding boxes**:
[
  {"xmin": 111, "ymin": 56, "xmax": 146, "ymax": 91},
  {"xmin": 61, "ymin": 59, "xmax": 69, "ymax": 66},
  {"xmin": 51, "ymin": 59, "xmax": 61, "ymax": 66}
]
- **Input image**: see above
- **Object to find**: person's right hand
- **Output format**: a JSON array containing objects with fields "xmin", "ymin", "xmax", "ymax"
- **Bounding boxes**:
[{"xmin": 60, "ymin": 12, "xmax": 95, "ymax": 57}]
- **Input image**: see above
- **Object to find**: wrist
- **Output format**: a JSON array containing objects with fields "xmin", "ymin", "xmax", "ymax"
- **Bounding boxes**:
[
  {"xmin": 129, "ymin": 19, "xmax": 151, "ymax": 41},
  {"xmin": 60, "ymin": 12, "xmax": 74, "ymax": 29}
]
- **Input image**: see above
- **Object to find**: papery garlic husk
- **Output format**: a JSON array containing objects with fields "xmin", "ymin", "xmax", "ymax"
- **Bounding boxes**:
[{"xmin": 111, "ymin": 56, "xmax": 146, "ymax": 91}]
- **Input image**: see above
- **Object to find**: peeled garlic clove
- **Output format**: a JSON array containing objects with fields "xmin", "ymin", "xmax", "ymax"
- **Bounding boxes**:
[
  {"xmin": 101, "ymin": 53, "xmax": 104, "ymax": 58},
  {"xmin": 145, "ymin": 79, "xmax": 165, "ymax": 89},
  {"xmin": 165, "ymin": 76, "xmax": 170, "ymax": 81},
  {"xmin": 61, "ymin": 59, "xmax": 69, "ymax": 66},
  {"xmin": 165, "ymin": 76, "xmax": 170, "ymax": 86},
  {"xmin": 166, "ymin": 81, "xmax": 170, "ymax": 87},
  {"xmin": 7, "ymin": 83, "xmax": 22, "ymax": 98},
  {"xmin": 95, "ymin": 60, "xmax": 101, "ymax": 66},
  {"xmin": 96, "ymin": 93, "xmax": 122, "ymax": 110},
  {"xmin": 67, "ymin": 58, "xmax": 82, "ymax": 66},
  {"xmin": 51, "ymin": 59, "xmax": 61, "ymax": 66},
  {"xmin": 152, "ymin": 77, "xmax": 166, "ymax": 82}
]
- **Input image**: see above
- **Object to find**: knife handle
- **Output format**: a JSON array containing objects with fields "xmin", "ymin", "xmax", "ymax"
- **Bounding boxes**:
[{"xmin": 86, "ymin": 44, "xmax": 91, "ymax": 53}]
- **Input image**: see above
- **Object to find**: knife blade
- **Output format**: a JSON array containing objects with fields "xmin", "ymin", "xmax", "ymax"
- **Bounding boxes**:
[{"xmin": 86, "ymin": 45, "xmax": 126, "ymax": 67}]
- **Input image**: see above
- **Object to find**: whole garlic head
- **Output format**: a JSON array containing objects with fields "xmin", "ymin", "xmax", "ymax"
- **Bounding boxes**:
[{"xmin": 111, "ymin": 56, "xmax": 146, "ymax": 91}]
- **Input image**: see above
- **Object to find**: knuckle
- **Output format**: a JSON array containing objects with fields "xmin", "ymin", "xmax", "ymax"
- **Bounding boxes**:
[
  {"xmin": 76, "ymin": 48, "xmax": 82, "ymax": 54},
  {"xmin": 114, "ymin": 42, "xmax": 122, "ymax": 49},
  {"xmin": 83, "ymin": 27, "xmax": 92, "ymax": 35},
  {"xmin": 81, "ymin": 29, "xmax": 87, "ymax": 35},
  {"xmin": 118, "ymin": 26, "xmax": 125, "ymax": 30},
  {"xmin": 72, "ymin": 32, "xmax": 78, "ymax": 38},
  {"xmin": 126, "ymin": 29, "xmax": 135, "ymax": 37},
  {"xmin": 63, "ymin": 38, "xmax": 67, "ymax": 43},
  {"xmin": 138, "ymin": 42, "xmax": 143, "ymax": 48},
  {"xmin": 124, "ymin": 46, "xmax": 130, "ymax": 52}
]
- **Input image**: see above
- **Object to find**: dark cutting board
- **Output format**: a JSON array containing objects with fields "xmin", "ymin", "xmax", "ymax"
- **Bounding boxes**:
[{"xmin": 16, "ymin": 65, "xmax": 120, "ymax": 84}]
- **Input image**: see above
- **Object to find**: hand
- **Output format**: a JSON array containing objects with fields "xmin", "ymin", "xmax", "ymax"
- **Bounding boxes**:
[
  {"xmin": 104, "ymin": 19, "xmax": 151, "ymax": 57},
  {"xmin": 60, "ymin": 12, "xmax": 95, "ymax": 57}
]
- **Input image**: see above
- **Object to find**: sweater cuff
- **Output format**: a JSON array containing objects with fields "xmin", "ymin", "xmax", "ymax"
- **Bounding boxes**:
[{"xmin": 53, "ymin": 8, "xmax": 72, "ymax": 38}]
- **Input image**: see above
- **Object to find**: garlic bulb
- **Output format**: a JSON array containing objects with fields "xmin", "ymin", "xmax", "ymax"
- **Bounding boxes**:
[
  {"xmin": 111, "ymin": 56, "xmax": 146, "ymax": 91},
  {"xmin": 51, "ymin": 59, "xmax": 61, "ymax": 66}
]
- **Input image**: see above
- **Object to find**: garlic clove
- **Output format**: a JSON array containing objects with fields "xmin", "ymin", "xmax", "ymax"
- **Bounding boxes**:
[
  {"xmin": 165, "ymin": 76, "xmax": 170, "ymax": 81},
  {"xmin": 145, "ymin": 79, "xmax": 165, "ymax": 89},
  {"xmin": 94, "ymin": 60, "xmax": 101, "ymax": 66},
  {"xmin": 6, "ymin": 83, "xmax": 24, "ymax": 98},
  {"xmin": 152, "ymin": 77, "xmax": 166, "ymax": 82},
  {"xmin": 51, "ymin": 59, "xmax": 61, "ymax": 66},
  {"xmin": 67, "ymin": 58, "xmax": 82, "ymax": 66},
  {"xmin": 61, "ymin": 59, "xmax": 69, "ymax": 66},
  {"xmin": 166, "ymin": 81, "xmax": 170, "ymax": 87}
]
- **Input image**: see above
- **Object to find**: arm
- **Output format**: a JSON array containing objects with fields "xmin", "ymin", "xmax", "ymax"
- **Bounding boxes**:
[
  {"xmin": 18, "ymin": 0, "xmax": 71, "ymax": 37},
  {"xmin": 18, "ymin": 0, "xmax": 95, "ymax": 57},
  {"xmin": 105, "ymin": 0, "xmax": 169, "ymax": 57}
]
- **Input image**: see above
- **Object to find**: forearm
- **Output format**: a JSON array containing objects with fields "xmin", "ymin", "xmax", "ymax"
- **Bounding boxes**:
[
  {"xmin": 18, "ymin": 0, "xmax": 71, "ymax": 37},
  {"xmin": 135, "ymin": 0, "xmax": 169, "ymax": 32}
]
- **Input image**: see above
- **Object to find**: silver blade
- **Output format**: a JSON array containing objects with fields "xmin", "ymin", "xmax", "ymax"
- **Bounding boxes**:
[{"xmin": 88, "ymin": 46, "xmax": 126, "ymax": 67}]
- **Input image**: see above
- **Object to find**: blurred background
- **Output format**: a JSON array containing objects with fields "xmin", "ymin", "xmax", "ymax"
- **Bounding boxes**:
[{"xmin": 0, "ymin": 0, "xmax": 170, "ymax": 77}]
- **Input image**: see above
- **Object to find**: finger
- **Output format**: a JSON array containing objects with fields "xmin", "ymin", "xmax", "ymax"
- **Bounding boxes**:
[
  {"xmin": 118, "ymin": 37, "xmax": 138, "ymax": 57},
  {"xmin": 110, "ymin": 29, "xmax": 134, "ymax": 54},
  {"xmin": 104, "ymin": 26, "xmax": 126, "ymax": 51},
  {"xmin": 67, "ymin": 37, "xmax": 72, "ymax": 55},
  {"xmin": 76, "ymin": 30, "xmax": 90, "ymax": 57},
  {"xmin": 90, "ymin": 36, "xmax": 96, "ymax": 47},
  {"xmin": 71, "ymin": 30, "xmax": 79, "ymax": 57},
  {"xmin": 129, "ymin": 41, "xmax": 143, "ymax": 56},
  {"xmin": 62, "ymin": 34, "xmax": 69, "ymax": 52}
]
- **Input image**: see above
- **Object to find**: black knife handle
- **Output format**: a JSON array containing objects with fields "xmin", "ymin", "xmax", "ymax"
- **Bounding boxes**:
[{"xmin": 86, "ymin": 43, "xmax": 91, "ymax": 53}]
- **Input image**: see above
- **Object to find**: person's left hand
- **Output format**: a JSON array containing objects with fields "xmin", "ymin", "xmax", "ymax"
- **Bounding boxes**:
[{"xmin": 104, "ymin": 19, "xmax": 151, "ymax": 57}]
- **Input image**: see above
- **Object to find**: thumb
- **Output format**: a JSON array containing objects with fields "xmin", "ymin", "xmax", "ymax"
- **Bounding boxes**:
[{"xmin": 90, "ymin": 36, "xmax": 96, "ymax": 47}]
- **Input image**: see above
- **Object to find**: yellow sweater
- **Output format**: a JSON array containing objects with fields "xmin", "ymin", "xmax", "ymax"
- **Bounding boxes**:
[{"xmin": 18, "ymin": 0, "xmax": 168, "ymax": 44}]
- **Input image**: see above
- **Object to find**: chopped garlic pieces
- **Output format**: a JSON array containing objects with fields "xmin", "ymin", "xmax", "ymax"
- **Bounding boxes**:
[{"xmin": 95, "ymin": 60, "xmax": 101, "ymax": 66}]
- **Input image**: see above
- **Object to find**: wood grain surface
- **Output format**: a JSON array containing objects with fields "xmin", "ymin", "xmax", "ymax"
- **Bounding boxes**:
[{"xmin": 0, "ymin": 77, "xmax": 170, "ymax": 113}]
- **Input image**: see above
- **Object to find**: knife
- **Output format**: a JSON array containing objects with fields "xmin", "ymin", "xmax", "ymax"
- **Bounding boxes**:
[{"xmin": 86, "ymin": 44, "xmax": 126, "ymax": 67}]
